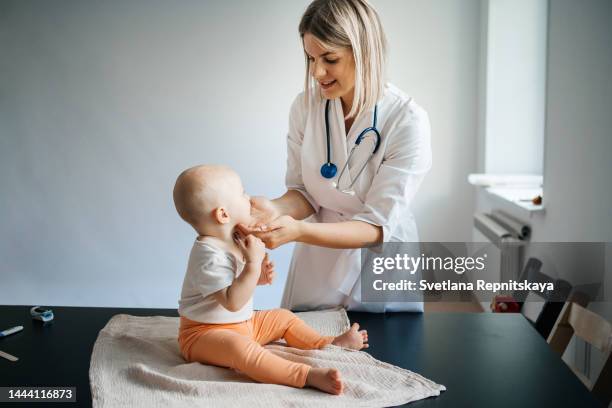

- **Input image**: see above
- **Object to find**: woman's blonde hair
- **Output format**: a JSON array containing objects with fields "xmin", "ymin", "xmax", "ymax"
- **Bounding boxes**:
[{"xmin": 299, "ymin": 0, "xmax": 387, "ymax": 119}]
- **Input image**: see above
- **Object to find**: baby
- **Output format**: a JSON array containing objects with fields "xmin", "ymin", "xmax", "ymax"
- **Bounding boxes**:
[{"xmin": 173, "ymin": 164, "xmax": 368, "ymax": 395}]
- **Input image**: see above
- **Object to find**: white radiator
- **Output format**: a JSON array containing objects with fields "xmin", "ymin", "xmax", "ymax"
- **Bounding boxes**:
[{"xmin": 473, "ymin": 212, "xmax": 527, "ymax": 283}]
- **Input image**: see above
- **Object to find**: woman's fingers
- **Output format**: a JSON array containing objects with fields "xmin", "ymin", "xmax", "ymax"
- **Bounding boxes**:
[
  {"xmin": 241, "ymin": 218, "xmax": 284, "ymax": 235},
  {"xmin": 256, "ymin": 230, "xmax": 278, "ymax": 249},
  {"xmin": 253, "ymin": 217, "xmax": 295, "ymax": 249},
  {"xmin": 266, "ymin": 218, "xmax": 287, "ymax": 231},
  {"xmin": 238, "ymin": 224, "xmax": 282, "ymax": 246}
]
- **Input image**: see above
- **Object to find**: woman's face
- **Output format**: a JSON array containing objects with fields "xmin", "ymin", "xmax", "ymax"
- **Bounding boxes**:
[{"xmin": 303, "ymin": 32, "xmax": 355, "ymax": 102}]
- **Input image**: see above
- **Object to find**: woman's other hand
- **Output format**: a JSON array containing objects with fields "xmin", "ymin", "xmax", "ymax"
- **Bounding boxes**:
[
  {"xmin": 249, "ymin": 196, "xmax": 281, "ymax": 228},
  {"xmin": 239, "ymin": 215, "xmax": 302, "ymax": 249}
]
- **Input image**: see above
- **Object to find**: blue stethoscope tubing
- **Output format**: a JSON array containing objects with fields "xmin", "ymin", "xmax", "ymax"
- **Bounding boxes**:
[{"xmin": 320, "ymin": 99, "xmax": 381, "ymax": 192}]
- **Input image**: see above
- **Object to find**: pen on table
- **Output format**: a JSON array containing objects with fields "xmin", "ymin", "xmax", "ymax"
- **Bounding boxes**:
[
  {"xmin": 0, "ymin": 350, "xmax": 18, "ymax": 362},
  {"xmin": 0, "ymin": 325, "xmax": 23, "ymax": 338},
  {"xmin": 0, "ymin": 326, "xmax": 22, "ymax": 362}
]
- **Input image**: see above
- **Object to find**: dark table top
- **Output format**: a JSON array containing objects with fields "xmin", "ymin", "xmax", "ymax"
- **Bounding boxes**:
[{"xmin": 0, "ymin": 306, "xmax": 601, "ymax": 407}]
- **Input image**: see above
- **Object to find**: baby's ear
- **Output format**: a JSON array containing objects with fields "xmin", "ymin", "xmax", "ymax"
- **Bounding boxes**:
[{"xmin": 214, "ymin": 207, "xmax": 231, "ymax": 224}]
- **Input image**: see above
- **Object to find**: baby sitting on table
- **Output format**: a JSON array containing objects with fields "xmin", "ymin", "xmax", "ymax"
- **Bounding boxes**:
[{"xmin": 173, "ymin": 164, "xmax": 368, "ymax": 395}]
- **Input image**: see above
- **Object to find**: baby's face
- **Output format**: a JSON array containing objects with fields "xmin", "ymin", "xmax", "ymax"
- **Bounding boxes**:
[{"xmin": 224, "ymin": 172, "xmax": 252, "ymax": 226}]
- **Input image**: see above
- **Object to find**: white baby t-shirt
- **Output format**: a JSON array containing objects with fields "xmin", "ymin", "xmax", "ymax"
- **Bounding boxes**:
[{"xmin": 178, "ymin": 239, "xmax": 253, "ymax": 324}]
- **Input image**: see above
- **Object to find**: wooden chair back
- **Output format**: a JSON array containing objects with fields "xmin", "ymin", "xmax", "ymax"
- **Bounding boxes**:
[{"xmin": 547, "ymin": 293, "xmax": 612, "ymax": 405}]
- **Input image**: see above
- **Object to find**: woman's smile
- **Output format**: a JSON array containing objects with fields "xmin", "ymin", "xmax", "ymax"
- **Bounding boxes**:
[{"xmin": 320, "ymin": 80, "xmax": 337, "ymax": 90}]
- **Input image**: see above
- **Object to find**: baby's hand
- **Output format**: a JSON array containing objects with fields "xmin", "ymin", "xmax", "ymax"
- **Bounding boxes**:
[
  {"xmin": 258, "ymin": 253, "xmax": 276, "ymax": 285},
  {"xmin": 234, "ymin": 231, "xmax": 266, "ymax": 264}
]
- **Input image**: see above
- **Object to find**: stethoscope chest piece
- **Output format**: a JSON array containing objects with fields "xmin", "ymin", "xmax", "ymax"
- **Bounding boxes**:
[{"xmin": 320, "ymin": 163, "xmax": 337, "ymax": 179}]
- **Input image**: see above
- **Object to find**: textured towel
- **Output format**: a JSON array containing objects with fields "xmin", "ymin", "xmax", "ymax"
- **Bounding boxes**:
[{"xmin": 90, "ymin": 308, "xmax": 445, "ymax": 407}]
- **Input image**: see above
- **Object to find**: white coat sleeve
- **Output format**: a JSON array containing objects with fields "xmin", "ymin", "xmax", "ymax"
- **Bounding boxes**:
[
  {"xmin": 351, "ymin": 103, "xmax": 432, "ymax": 242},
  {"xmin": 285, "ymin": 93, "xmax": 320, "ymax": 213}
]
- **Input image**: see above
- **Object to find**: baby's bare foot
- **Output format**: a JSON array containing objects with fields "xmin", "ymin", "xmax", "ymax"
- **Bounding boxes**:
[
  {"xmin": 306, "ymin": 367, "xmax": 343, "ymax": 395},
  {"xmin": 332, "ymin": 323, "xmax": 368, "ymax": 350}
]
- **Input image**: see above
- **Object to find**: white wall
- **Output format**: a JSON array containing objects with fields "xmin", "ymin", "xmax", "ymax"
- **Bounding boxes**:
[
  {"xmin": 535, "ymin": 0, "xmax": 612, "ymax": 244},
  {"xmin": 0, "ymin": 0, "xmax": 481, "ymax": 308},
  {"xmin": 378, "ymin": 0, "xmax": 481, "ymax": 242}
]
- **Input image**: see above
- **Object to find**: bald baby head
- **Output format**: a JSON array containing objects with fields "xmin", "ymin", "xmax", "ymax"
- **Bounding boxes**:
[{"xmin": 173, "ymin": 165, "xmax": 251, "ymax": 233}]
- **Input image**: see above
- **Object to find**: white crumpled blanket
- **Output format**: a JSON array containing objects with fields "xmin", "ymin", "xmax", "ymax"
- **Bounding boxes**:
[{"xmin": 90, "ymin": 308, "xmax": 445, "ymax": 407}]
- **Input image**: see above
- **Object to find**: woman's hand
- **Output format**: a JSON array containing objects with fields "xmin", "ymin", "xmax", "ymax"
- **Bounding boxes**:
[
  {"xmin": 249, "ymin": 196, "xmax": 281, "ymax": 228},
  {"xmin": 239, "ymin": 215, "xmax": 303, "ymax": 249}
]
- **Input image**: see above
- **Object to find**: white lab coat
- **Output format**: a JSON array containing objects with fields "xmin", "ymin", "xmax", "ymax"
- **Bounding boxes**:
[{"xmin": 281, "ymin": 83, "xmax": 432, "ymax": 312}]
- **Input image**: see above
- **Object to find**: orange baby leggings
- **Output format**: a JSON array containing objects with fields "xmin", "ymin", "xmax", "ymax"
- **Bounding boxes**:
[{"xmin": 178, "ymin": 308, "xmax": 335, "ymax": 388}]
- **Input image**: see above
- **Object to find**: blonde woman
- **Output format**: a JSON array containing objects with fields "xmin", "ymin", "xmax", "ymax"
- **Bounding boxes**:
[{"xmin": 241, "ymin": 0, "xmax": 432, "ymax": 312}]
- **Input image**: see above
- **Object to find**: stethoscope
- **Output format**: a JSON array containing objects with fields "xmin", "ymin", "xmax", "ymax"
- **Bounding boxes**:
[{"xmin": 320, "ymin": 99, "xmax": 381, "ymax": 195}]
